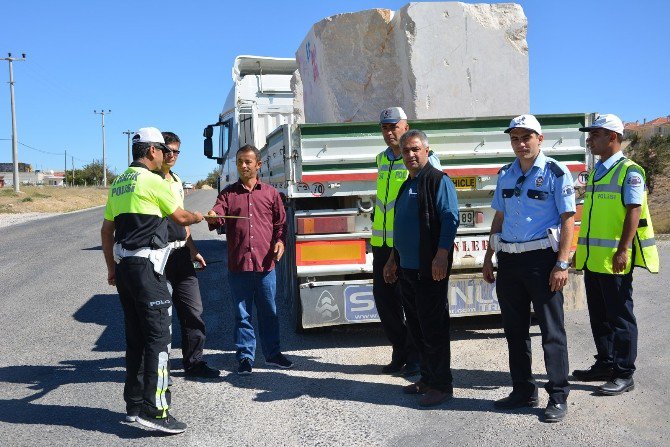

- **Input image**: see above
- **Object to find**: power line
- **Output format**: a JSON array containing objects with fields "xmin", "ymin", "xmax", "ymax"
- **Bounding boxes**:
[
  {"xmin": 0, "ymin": 138, "xmax": 64, "ymax": 155},
  {"xmin": 0, "ymin": 138, "xmax": 92, "ymax": 165}
]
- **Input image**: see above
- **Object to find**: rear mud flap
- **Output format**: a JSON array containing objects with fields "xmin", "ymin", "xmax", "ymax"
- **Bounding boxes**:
[{"xmin": 298, "ymin": 272, "xmax": 586, "ymax": 328}]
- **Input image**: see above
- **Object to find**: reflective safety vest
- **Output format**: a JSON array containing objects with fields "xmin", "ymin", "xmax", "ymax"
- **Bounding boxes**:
[
  {"xmin": 575, "ymin": 157, "xmax": 659, "ymax": 274},
  {"xmin": 371, "ymin": 150, "xmax": 408, "ymax": 247}
]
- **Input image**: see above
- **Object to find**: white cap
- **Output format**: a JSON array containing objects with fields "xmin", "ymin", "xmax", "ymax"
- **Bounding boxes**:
[
  {"xmin": 379, "ymin": 107, "xmax": 408, "ymax": 124},
  {"xmin": 504, "ymin": 114, "xmax": 542, "ymax": 134},
  {"xmin": 132, "ymin": 127, "xmax": 166, "ymax": 147},
  {"xmin": 579, "ymin": 114, "xmax": 624, "ymax": 135}
]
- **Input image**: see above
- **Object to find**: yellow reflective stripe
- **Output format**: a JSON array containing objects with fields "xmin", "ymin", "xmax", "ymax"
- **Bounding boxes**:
[
  {"xmin": 592, "ymin": 184, "xmax": 621, "ymax": 193},
  {"xmin": 578, "ymin": 237, "xmax": 626, "ymax": 248},
  {"xmin": 371, "ymin": 229, "xmax": 394, "ymax": 238},
  {"xmin": 639, "ymin": 237, "xmax": 656, "ymax": 248},
  {"xmin": 155, "ymin": 351, "xmax": 170, "ymax": 412},
  {"xmin": 378, "ymin": 160, "xmax": 408, "ymax": 173},
  {"xmin": 376, "ymin": 197, "xmax": 397, "ymax": 211}
]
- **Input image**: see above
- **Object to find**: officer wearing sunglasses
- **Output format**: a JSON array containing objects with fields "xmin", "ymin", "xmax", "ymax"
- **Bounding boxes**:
[{"xmin": 482, "ymin": 114, "xmax": 576, "ymax": 423}]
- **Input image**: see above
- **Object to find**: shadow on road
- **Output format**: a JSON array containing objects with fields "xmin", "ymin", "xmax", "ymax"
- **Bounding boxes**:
[
  {"xmin": 73, "ymin": 294, "xmax": 125, "ymax": 352},
  {"xmin": 0, "ymin": 358, "xmax": 148, "ymax": 438},
  {"xmin": 216, "ymin": 368, "xmax": 507, "ymax": 412}
]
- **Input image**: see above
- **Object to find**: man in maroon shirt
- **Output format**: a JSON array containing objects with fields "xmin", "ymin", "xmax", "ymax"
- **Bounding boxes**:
[{"xmin": 206, "ymin": 144, "xmax": 293, "ymax": 375}]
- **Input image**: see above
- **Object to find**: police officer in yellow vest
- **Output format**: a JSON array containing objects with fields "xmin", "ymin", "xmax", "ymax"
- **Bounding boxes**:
[
  {"xmin": 372, "ymin": 107, "xmax": 440, "ymax": 375},
  {"xmin": 101, "ymin": 127, "xmax": 203, "ymax": 434},
  {"xmin": 573, "ymin": 114, "xmax": 659, "ymax": 396}
]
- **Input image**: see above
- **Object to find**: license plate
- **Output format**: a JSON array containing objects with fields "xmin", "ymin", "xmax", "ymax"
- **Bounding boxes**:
[
  {"xmin": 459, "ymin": 210, "xmax": 475, "ymax": 227},
  {"xmin": 452, "ymin": 176, "xmax": 477, "ymax": 190}
]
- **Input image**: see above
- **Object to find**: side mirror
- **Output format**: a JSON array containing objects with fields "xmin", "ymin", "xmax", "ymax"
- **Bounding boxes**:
[
  {"xmin": 203, "ymin": 125, "xmax": 213, "ymax": 138},
  {"xmin": 203, "ymin": 126, "xmax": 213, "ymax": 158}
]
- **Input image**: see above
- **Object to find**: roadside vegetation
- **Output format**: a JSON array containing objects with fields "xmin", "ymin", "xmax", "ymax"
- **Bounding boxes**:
[
  {"xmin": 625, "ymin": 134, "xmax": 670, "ymax": 233},
  {"xmin": 195, "ymin": 168, "xmax": 218, "ymax": 189},
  {"xmin": 0, "ymin": 186, "xmax": 108, "ymax": 213},
  {"xmin": 64, "ymin": 160, "xmax": 116, "ymax": 186}
]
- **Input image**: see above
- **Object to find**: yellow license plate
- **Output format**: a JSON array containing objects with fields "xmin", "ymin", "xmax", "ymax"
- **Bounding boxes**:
[{"xmin": 452, "ymin": 176, "xmax": 477, "ymax": 190}]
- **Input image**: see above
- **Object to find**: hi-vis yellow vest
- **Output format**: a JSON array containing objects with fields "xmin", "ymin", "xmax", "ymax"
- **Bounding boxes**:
[
  {"xmin": 371, "ymin": 151, "xmax": 408, "ymax": 247},
  {"xmin": 575, "ymin": 157, "xmax": 659, "ymax": 274}
]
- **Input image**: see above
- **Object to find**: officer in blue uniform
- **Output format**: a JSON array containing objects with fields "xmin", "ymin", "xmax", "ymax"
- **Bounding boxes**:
[{"xmin": 482, "ymin": 114, "xmax": 576, "ymax": 423}]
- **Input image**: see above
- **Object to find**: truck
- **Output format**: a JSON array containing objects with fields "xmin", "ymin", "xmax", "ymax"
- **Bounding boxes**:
[{"xmin": 204, "ymin": 55, "xmax": 590, "ymax": 331}]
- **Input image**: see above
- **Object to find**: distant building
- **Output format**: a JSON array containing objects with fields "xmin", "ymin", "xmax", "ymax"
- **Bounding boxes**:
[
  {"xmin": 0, "ymin": 162, "xmax": 32, "ymax": 172},
  {"xmin": 0, "ymin": 169, "xmax": 65, "ymax": 187},
  {"xmin": 624, "ymin": 116, "xmax": 670, "ymax": 140}
]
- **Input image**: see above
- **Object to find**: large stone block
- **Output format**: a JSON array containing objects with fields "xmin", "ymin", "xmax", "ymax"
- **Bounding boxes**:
[{"xmin": 295, "ymin": 2, "xmax": 529, "ymax": 123}]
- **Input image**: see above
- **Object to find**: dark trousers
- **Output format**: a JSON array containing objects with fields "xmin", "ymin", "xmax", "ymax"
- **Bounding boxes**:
[
  {"xmin": 165, "ymin": 247, "xmax": 206, "ymax": 371},
  {"xmin": 372, "ymin": 245, "xmax": 419, "ymax": 364},
  {"xmin": 496, "ymin": 248, "xmax": 570, "ymax": 403},
  {"xmin": 115, "ymin": 257, "xmax": 172, "ymax": 417},
  {"xmin": 584, "ymin": 269, "xmax": 637, "ymax": 379},
  {"xmin": 399, "ymin": 269, "xmax": 452, "ymax": 392}
]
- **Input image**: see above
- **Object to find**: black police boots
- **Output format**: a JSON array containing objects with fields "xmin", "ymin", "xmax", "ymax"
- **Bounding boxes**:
[{"xmin": 572, "ymin": 363, "xmax": 613, "ymax": 382}]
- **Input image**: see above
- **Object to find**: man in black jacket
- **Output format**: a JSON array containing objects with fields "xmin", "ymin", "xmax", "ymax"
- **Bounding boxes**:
[
  {"xmin": 161, "ymin": 131, "xmax": 219, "ymax": 379},
  {"xmin": 384, "ymin": 129, "xmax": 459, "ymax": 407}
]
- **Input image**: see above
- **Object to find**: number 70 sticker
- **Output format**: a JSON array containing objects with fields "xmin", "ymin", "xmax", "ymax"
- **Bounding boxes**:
[{"xmin": 297, "ymin": 182, "xmax": 325, "ymax": 197}]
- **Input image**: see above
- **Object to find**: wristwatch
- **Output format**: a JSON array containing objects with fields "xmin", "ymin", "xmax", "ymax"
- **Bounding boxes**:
[{"xmin": 555, "ymin": 260, "xmax": 570, "ymax": 270}]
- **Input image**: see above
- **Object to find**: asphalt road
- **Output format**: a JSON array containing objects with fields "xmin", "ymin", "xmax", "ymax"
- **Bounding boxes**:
[{"xmin": 0, "ymin": 189, "xmax": 668, "ymax": 446}]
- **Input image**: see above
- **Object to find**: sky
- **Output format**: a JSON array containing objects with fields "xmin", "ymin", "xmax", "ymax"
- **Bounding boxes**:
[{"xmin": 0, "ymin": 0, "xmax": 668, "ymax": 183}]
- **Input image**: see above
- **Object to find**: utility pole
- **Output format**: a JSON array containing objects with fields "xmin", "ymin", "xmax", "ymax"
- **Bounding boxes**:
[
  {"xmin": 71, "ymin": 156, "xmax": 75, "ymax": 186},
  {"xmin": 64, "ymin": 149, "xmax": 67, "ymax": 187},
  {"xmin": 122, "ymin": 129, "xmax": 133, "ymax": 166},
  {"xmin": 93, "ymin": 109, "xmax": 111, "ymax": 187},
  {"xmin": 1, "ymin": 53, "xmax": 26, "ymax": 193}
]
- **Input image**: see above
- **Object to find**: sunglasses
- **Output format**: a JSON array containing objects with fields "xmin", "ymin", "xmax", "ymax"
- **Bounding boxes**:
[
  {"xmin": 156, "ymin": 145, "xmax": 180, "ymax": 155},
  {"xmin": 513, "ymin": 175, "xmax": 527, "ymax": 197}
]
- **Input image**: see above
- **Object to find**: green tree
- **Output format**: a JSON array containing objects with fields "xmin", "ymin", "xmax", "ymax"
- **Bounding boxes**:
[
  {"xmin": 65, "ymin": 160, "xmax": 116, "ymax": 186},
  {"xmin": 196, "ymin": 168, "xmax": 219, "ymax": 189},
  {"xmin": 625, "ymin": 134, "xmax": 670, "ymax": 194}
]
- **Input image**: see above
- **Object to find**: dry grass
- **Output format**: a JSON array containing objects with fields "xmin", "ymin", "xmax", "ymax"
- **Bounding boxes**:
[
  {"xmin": 0, "ymin": 186, "xmax": 108, "ymax": 213},
  {"xmin": 649, "ymin": 168, "xmax": 670, "ymax": 234}
]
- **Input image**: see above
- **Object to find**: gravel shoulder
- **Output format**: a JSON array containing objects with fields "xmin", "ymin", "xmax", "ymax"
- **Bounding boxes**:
[{"xmin": 0, "ymin": 212, "xmax": 62, "ymax": 229}]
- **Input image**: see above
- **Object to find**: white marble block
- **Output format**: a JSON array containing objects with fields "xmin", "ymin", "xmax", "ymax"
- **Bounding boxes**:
[{"xmin": 295, "ymin": 2, "xmax": 529, "ymax": 123}]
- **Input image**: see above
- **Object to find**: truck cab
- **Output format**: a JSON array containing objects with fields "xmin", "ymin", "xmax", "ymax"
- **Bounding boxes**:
[{"xmin": 203, "ymin": 55, "xmax": 298, "ymax": 189}]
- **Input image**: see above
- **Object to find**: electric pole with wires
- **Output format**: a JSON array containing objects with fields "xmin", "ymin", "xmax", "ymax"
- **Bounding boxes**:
[
  {"xmin": 1, "ymin": 53, "xmax": 26, "ymax": 193},
  {"xmin": 93, "ymin": 109, "xmax": 111, "ymax": 187},
  {"xmin": 123, "ymin": 129, "xmax": 133, "ymax": 166}
]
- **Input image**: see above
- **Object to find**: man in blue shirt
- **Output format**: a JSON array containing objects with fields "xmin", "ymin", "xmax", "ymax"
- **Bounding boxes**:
[
  {"xmin": 384, "ymin": 129, "xmax": 459, "ymax": 407},
  {"xmin": 482, "ymin": 114, "xmax": 575, "ymax": 422},
  {"xmin": 372, "ymin": 106, "xmax": 441, "ymax": 377}
]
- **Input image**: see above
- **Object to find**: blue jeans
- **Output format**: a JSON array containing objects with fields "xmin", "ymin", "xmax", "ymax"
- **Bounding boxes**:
[{"xmin": 228, "ymin": 270, "xmax": 281, "ymax": 362}]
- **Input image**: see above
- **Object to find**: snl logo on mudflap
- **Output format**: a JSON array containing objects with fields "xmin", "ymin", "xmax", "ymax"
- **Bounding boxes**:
[
  {"xmin": 344, "ymin": 285, "xmax": 379, "ymax": 322},
  {"xmin": 343, "ymin": 279, "xmax": 500, "ymax": 321},
  {"xmin": 311, "ymin": 279, "xmax": 499, "ymax": 326}
]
